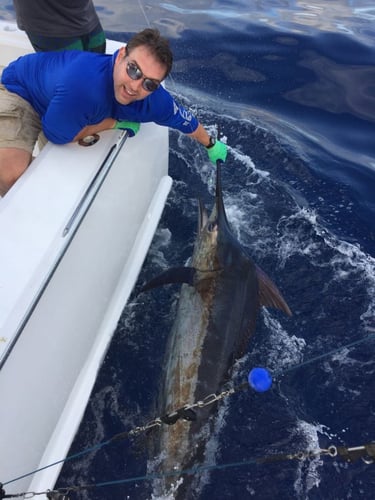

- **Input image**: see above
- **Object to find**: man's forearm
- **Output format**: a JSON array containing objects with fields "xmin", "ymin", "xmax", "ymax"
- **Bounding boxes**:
[{"xmin": 187, "ymin": 123, "xmax": 211, "ymax": 147}]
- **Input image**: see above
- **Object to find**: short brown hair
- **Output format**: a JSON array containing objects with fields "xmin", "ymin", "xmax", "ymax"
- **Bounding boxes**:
[{"xmin": 126, "ymin": 28, "xmax": 173, "ymax": 78}]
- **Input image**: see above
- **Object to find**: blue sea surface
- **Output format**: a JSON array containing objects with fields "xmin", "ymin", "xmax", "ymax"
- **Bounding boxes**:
[{"xmin": 1, "ymin": 1, "xmax": 374, "ymax": 498}]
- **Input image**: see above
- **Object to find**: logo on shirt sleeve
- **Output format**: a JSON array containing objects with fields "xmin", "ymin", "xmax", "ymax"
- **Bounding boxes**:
[{"xmin": 173, "ymin": 101, "xmax": 193, "ymax": 122}]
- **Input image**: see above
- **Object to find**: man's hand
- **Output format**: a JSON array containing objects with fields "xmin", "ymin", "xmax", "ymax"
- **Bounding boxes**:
[
  {"xmin": 113, "ymin": 121, "xmax": 140, "ymax": 137},
  {"xmin": 207, "ymin": 140, "xmax": 227, "ymax": 164}
]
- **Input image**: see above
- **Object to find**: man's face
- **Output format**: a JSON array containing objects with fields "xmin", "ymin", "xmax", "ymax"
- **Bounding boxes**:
[{"xmin": 113, "ymin": 45, "xmax": 166, "ymax": 104}]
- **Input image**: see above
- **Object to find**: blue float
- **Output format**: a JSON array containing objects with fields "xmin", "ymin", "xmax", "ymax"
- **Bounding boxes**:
[{"xmin": 248, "ymin": 367, "xmax": 272, "ymax": 392}]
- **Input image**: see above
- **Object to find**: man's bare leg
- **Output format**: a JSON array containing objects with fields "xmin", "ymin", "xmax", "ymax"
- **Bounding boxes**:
[{"xmin": 0, "ymin": 148, "xmax": 32, "ymax": 196}]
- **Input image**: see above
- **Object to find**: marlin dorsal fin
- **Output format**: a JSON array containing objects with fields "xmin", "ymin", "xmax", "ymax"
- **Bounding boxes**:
[{"xmin": 256, "ymin": 265, "xmax": 292, "ymax": 316}]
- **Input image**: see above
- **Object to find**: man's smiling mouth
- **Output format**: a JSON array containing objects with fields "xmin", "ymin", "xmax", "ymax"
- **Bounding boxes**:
[{"xmin": 123, "ymin": 85, "xmax": 136, "ymax": 97}]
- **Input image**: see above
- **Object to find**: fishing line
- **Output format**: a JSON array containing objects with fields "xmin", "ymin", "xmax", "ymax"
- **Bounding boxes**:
[
  {"xmin": 135, "ymin": 0, "xmax": 219, "ymax": 164},
  {"xmin": 135, "ymin": 0, "xmax": 180, "ymax": 94},
  {"xmin": 2, "ymin": 330, "xmax": 373, "ymax": 489},
  {"xmin": 273, "ymin": 330, "xmax": 375, "ymax": 380},
  {"xmin": 136, "ymin": 0, "xmax": 151, "ymax": 28},
  {"xmin": 2, "ymin": 442, "xmax": 373, "ymax": 498}
]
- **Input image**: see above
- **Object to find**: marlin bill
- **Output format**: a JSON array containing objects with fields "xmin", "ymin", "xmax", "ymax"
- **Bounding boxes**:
[{"xmin": 142, "ymin": 161, "xmax": 292, "ymax": 498}]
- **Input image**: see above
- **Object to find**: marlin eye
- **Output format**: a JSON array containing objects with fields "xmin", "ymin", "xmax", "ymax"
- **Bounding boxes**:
[{"xmin": 207, "ymin": 222, "xmax": 216, "ymax": 232}]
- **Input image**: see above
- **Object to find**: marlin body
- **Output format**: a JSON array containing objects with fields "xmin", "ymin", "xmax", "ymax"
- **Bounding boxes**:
[{"xmin": 143, "ymin": 162, "xmax": 291, "ymax": 498}]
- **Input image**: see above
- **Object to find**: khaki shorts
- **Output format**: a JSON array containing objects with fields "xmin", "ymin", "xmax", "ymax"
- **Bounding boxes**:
[{"xmin": 0, "ymin": 83, "xmax": 42, "ymax": 153}]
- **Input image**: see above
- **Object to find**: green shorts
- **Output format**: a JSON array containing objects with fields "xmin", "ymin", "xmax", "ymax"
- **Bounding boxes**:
[
  {"xmin": 0, "ymin": 84, "xmax": 42, "ymax": 153},
  {"xmin": 27, "ymin": 23, "xmax": 106, "ymax": 53}
]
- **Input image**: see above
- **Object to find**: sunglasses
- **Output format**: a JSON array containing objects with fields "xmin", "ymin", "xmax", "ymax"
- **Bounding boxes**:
[{"xmin": 126, "ymin": 60, "xmax": 161, "ymax": 93}]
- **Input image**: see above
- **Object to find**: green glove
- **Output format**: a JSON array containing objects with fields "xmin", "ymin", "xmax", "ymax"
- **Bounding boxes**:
[
  {"xmin": 113, "ymin": 120, "xmax": 140, "ymax": 137},
  {"xmin": 206, "ymin": 140, "xmax": 228, "ymax": 164}
]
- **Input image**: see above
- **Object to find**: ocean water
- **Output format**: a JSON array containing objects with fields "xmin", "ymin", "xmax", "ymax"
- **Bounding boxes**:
[{"xmin": 1, "ymin": 1, "xmax": 374, "ymax": 499}]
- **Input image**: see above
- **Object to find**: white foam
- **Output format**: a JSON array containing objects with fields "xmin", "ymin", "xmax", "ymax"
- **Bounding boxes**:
[
  {"xmin": 277, "ymin": 206, "xmax": 375, "ymax": 332},
  {"xmin": 147, "ymin": 227, "xmax": 173, "ymax": 269},
  {"xmin": 293, "ymin": 420, "xmax": 324, "ymax": 496},
  {"xmin": 263, "ymin": 309, "xmax": 306, "ymax": 371}
]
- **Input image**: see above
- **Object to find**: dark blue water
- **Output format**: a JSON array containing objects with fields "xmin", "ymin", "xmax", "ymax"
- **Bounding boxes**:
[{"xmin": 1, "ymin": 1, "xmax": 374, "ymax": 498}]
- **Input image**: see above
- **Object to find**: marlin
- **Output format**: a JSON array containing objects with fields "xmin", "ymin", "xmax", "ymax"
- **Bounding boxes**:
[{"xmin": 143, "ymin": 161, "xmax": 292, "ymax": 498}]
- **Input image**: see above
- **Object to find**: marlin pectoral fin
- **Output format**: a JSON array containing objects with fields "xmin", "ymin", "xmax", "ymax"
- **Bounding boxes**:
[
  {"xmin": 141, "ymin": 267, "xmax": 197, "ymax": 292},
  {"xmin": 256, "ymin": 265, "xmax": 292, "ymax": 316}
]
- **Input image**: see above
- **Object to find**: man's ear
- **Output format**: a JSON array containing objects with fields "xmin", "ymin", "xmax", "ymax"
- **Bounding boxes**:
[{"xmin": 116, "ymin": 46, "xmax": 126, "ymax": 63}]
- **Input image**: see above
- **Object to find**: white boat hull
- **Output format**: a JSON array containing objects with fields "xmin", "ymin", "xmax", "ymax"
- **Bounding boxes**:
[{"xmin": 0, "ymin": 21, "xmax": 171, "ymax": 496}]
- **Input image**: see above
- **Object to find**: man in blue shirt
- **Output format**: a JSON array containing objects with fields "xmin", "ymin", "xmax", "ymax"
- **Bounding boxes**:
[{"xmin": 0, "ymin": 28, "xmax": 227, "ymax": 196}]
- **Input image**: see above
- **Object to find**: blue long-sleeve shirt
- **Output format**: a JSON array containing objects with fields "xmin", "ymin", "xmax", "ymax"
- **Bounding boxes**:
[{"xmin": 1, "ymin": 49, "xmax": 199, "ymax": 144}]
